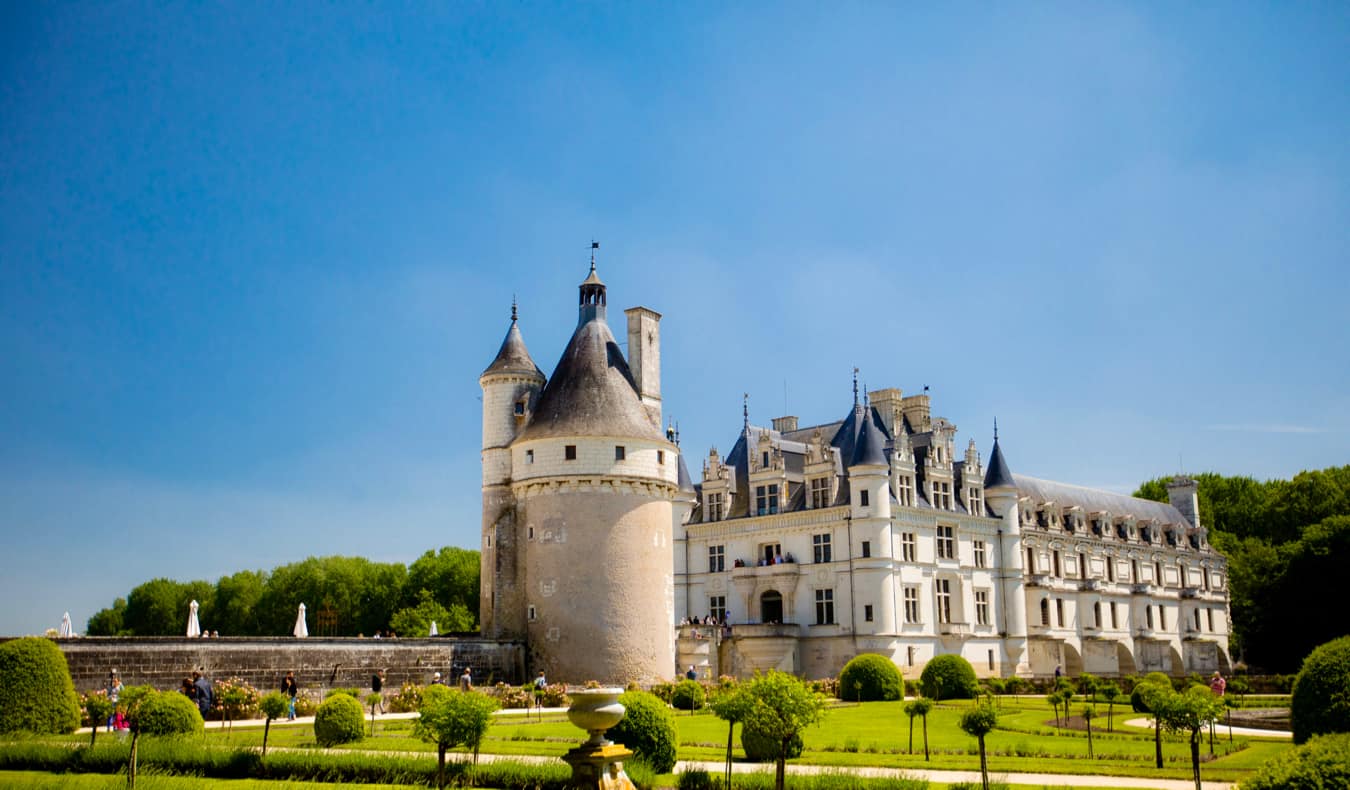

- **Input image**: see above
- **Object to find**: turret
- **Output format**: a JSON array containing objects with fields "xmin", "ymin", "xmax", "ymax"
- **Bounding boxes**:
[
  {"xmin": 848, "ymin": 399, "xmax": 891, "ymax": 521},
  {"xmin": 984, "ymin": 427, "xmax": 1027, "ymax": 645}
]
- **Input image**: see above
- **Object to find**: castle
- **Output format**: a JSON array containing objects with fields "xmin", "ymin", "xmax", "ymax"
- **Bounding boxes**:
[{"xmin": 481, "ymin": 265, "xmax": 1231, "ymax": 683}]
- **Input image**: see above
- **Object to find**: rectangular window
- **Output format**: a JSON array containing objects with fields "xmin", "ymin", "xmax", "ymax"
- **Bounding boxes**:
[
  {"xmin": 1146, "ymin": 606, "xmax": 1154, "ymax": 630},
  {"xmin": 565, "ymin": 445, "xmax": 577, "ymax": 461},
  {"xmin": 903, "ymin": 586, "xmax": 920, "ymax": 624},
  {"xmin": 1155, "ymin": 562, "xmax": 1164, "ymax": 586},
  {"xmin": 755, "ymin": 484, "xmax": 779, "ymax": 516},
  {"xmin": 527, "ymin": 605, "xmax": 536, "ymax": 621},
  {"xmin": 708, "ymin": 545, "xmax": 725, "ymax": 573},
  {"xmin": 762, "ymin": 451, "xmax": 770, "ymax": 468},
  {"xmin": 814, "ymin": 589, "xmax": 835, "ymax": 625},
  {"xmin": 1079, "ymin": 553, "xmax": 1088, "ymax": 579},
  {"xmin": 514, "ymin": 400, "xmax": 526, "ymax": 416},
  {"xmin": 902, "ymin": 532, "xmax": 917, "ymax": 562},
  {"xmin": 861, "ymin": 540, "xmax": 871, "ymax": 558},
  {"xmin": 864, "ymin": 604, "xmax": 873, "ymax": 622},
  {"xmin": 860, "ymin": 489, "xmax": 870, "ymax": 507},
  {"xmin": 1052, "ymin": 550, "xmax": 1062, "ymax": 577},
  {"xmin": 706, "ymin": 492, "xmax": 724, "ymax": 522},
  {"xmin": 1194, "ymin": 609, "xmax": 1202, "ymax": 631},
  {"xmin": 658, "ymin": 450, "xmax": 665, "ymax": 465},
  {"xmin": 614, "ymin": 445, "xmax": 626, "ymax": 461},
  {"xmin": 897, "ymin": 476, "xmax": 914, "ymax": 507},
  {"xmin": 812, "ymin": 533, "xmax": 832, "ymax": 563},
  {"xmin": 709, "ymin": 596, "xmax": 726, "ymax": 621},
  {"xmin": 935, "ymin": 579, "xmax": 952, "ymax": 623},
  {"xmin": 1206, "ymin": 609, "xmax": 1214, "ymax": 632},
  {"xmin": 939, "ymin": 481, "xmax": 952, "ymax": 509},
  {"xmin": 1132, "ymin": 560, "xmax": 1140, "ymax": 583},
  {"xmin": 1111, "ymin": 602, "xmax": 1119, "ymax": 629},
  {"xmin": 1106, "ymin": 558, "xmax": 1115, "ymax": 582},
  {"xmin": 525, "ymin": 449, "xmax": 534, "ymax": 464},
  {"xmin": 1026, "ymin": 547, "xmax": 1036, "ymax": 573},
  {"xmin": 810, "ymin": 477, "xmax": 830, "ymax": 509},
  {"xmin": 973, "ymin": 540, "xmax": 986, "ymax": 568},
  {"xmin": 528, "ymin": 526, "xmax": 535, "ymax": 540},
  {"xmin": 1093, "ymin": 601, "xmax": 1102, "ymax": 628},
  {"xmin": 761, "ymin": 543, "xmax": 782, "ymax": 564},
  {"xmin": 975, "ymin": 590, "xmax": 989, "ymax": 626},
  {"xmin": 936, "ymin": 526, "xmax": 955, "ymax": 559},
  {"xmin": 968, "ymin": 486, "xmax": 982, "ymax": 514},
  {"xmin": 1055, "ymin": 598, "xmax": 1065, "ymax": 627},
  {"xmin": 1159, "ymin": 606, "xmax": 1168, "ymax": 630}
]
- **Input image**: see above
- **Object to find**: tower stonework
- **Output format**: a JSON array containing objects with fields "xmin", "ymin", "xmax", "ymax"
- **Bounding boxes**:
[{"xmin": 480, "ymin": 265, "xmax": 678, "ymax": 684}]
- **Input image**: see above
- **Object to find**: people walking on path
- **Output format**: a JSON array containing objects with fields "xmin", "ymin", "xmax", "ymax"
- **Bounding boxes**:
[
  {"xmin": 281, "ymin": 671, "xmax": 298, "ymax": 720},
  {"xmin": 459, "ymin": 667, "xmax": 472, "ymax": 691},
  {"xmin": 371, "ymin": 669, "xmax": 386, "ymax": 713},
  {"xmin": 192, "ymin": 671, "xmax": 213, "ymax": 719},
  {"xmin": 105, "ymin": 670, "xmax": 122, "ymax": 732}
]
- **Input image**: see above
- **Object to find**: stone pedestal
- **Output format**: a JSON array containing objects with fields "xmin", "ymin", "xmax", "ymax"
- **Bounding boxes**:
[{"xmin": 562, "ymin": 744, "xmax": 636, "ymax": 790}]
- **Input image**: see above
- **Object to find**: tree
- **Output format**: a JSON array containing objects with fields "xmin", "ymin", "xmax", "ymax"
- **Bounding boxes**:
[
  {"xmin": 1100, "ymin": 683, "xmax": 1121, "ymax": 732},
  {"xmin": 86, "ymin": 598, "xmax": 128, "ymax": 636},
  {"xmin": 389, "ymin": 589, "xmax": 453, "ymax": 638},
  {"xmin": 213, "ymin": 570, "xmax": 267, "ymax": 636},
  {"xmin": 0, "ymin": 637, "xmax": 81, "ymax": 735},
  {"xmin": 903, "ymin": 697, "xmax": 934, "ymax": 760},
  {"xmin": 959, "ymin": 703, "xmax": 999, "ymax": 790},
  {"xmin": 740, "ymin": 672, "xmax": 828, "ymax": 790},
  {"xmin": 122, "ymin": 578, "xmax": 213, "ymax": 636},
  {"xmin": 709, "ymin": 684, "xmax": 754, "ymax": 790},
  {"xmin": 1291, "ymin": 635, "xmax": 1350, "ymax": 743},
  {"xmin": 837, "ymin": 654, "xmax": 903, "ymax": 702},
  {"xmin": 414, "ymin": 685, "xmax": 501, "ymax": 787},
  {"xmin": 1081, "ymin": 704, "xmax": 1096, "ymax": 758},
  {"xmin": 1152, "ymin": 685, "xmax": 1225, "ymax": 790},
  {"xmin": 405, "ymin": 547, "xmax": 481, "ymax": 627},
  {"xmin": 258, "ymin": 692, "xmax": 289, "ymax": 758},
  {"xmin": 83, "ymin": 692, "xmax": 114, "ymax": 747},
  {"xmin": 1045, "ymin": 691, "xmax": 1062, "ymax": 728},
  {"xmin": 1138, "ymin": 680, "xmax": 1172, "ymax": 769},
  {"xmin": 919, "ymin": 655, "xmax": 978, "ymax": 700}
]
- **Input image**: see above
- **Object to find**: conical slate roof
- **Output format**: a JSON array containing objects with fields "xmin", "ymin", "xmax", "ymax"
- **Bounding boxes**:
[
  {"xmin": 677, "ymin": 452, "xmax": 696, "ymax": 493},
  {"xmin": 984, "ymin": 437, "xmax": 1016, "ymax": 489},
  {"xmin": 481, "ymin": 317, "xmax": 543, "ymax": 379},
  {"xmin": 850, "ymin": 405, "xmax": 888, "ymax": 467},
  {"xmin": 516, "ymin": 316, "xmax": 663, "ymax": 442}
]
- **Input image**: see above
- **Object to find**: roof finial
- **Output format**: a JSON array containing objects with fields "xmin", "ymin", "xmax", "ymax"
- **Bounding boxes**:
[
  {"xmin": 590, "ymin": 240, "xmax": 599, "ymax": 272},
  {"xmin": 863, "ymin": 383, "xmax": 869, "ymax": 407},
  {"xmin": 511, "ymin": 294, "xmax": 518, "ymax": 323},
  {"xmin": 993, "ymin": 417, "xmax": 999, "ymax": 442},
  {"xmin": 743, "ymin": 393, "xmax": 750, "ymax": 430},
  {"xmin": 852, "ymin": 367, "xmax": 859, "ymax": 406},
  {"xmin": 675, "ymin": 420, "xmax": 681, "ymax": 446}
]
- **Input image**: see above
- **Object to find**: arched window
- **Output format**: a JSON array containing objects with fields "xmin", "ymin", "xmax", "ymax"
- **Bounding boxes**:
[
  {"xmin": 1040, "ymin": 598, "xmax": 1050, "ymax": 626},
  {"xmin": 760, "ymin": 590, "xmax": 784, "ymax": 624}
]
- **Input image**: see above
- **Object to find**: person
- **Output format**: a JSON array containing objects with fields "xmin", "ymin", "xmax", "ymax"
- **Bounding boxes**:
[
  {"xmin": 180, "ymin": 677, "xmax": 196, "ymax": 700},
  {"xmin": 430, "ymin": 671, "xmax": 444, "ymax": 686},
  {"xmin": 192, "ymin": 671, "xmax": 213, "ymax": 719},
  {"xmin": 1054, "ymin": 664, "xmax": 1062, "ymax": 682},
  {"xmin": 1210, "ymin": 671, "xmax": 1227, "ymax": 696},
  {"xmin": 371, "ymin": 669, "xmax": 386, "ymax": 713},
  {"xmin": 685, "ymin": 665, "xmax": 697, "ymax": 681},
  {"xmin": 533, "ymin": 670, "xmax": 547, "ymax": 707},
  {"xmin": 112, "ymin": 706, "xmax": 129, "ymax": 735},
  {"xmin": 105, "ymin": 670, "xmax": 123, "ymax": 732},
  {"xmin": 281, "ymin": 671, "xmax": 299, "ymax": 720},
  {"xmin": 459, "ymin": 667, "xmax": 473, "ymax": 691}
]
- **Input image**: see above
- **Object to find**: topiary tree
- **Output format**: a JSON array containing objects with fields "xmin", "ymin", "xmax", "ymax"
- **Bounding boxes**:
[
  {"xmin": 414, "ymin": 685, "xmax": 500, "ymax": 785},
  {"xmin": 959, "ymin": 702, "xmax": 999, "ymax": 790},
  {"xmin": 137, "ymin": 690, "xmax": 204, "ymax": 736},
  {"xmin": 258, "ymin": 692, "xmax": 289, "ymax": 757},
  {"xmin": 919, "ymin": 654, "xmax": 977, "ymax": 701},
  {"xmin": 1082, "ymin": 704, "xmax": 1097, "ymax": 758},
  {"xmin": 837, "ymin": 654, "xmax": 903, "ymax": 702},
  {"xmin": 1153, "ymin": 685, "xmax": 1225, "ymax": 790},
  {"xmin": 314, "ymin": 692, "xmax": 365, "ymax": 747},
  {"xmin": 709, "ymin": 684, "xmax": 754, "ymax": 790},
  {"xmin": 741, "ymin": 726, "xmax": 803, "ymax": 761},
  {"xmin": 903, "ymin": 697, "xmax": 934, "ymax": 760},
  {"xmin": 1100, "ymin": 683, "xmax": 1121, "ymax": 732},
  {"xmin": 671, "ymin": 679, "xmax": 706, "ymax": 712},
  {"xmin": 0, "ymin": 637, "xmax": 81, "ymax": 735},
  {"xmin": 1291, "ymin": 635, "xmax": 1350, "ymax": 744},
  {"xmin": 82, "ymin": 692, "xmax": 114, "ymax": 747},
  {"xmin": 1131, "ymin": 671, "xmax": 1173, "ymax": 713},
  {"xmin": 738, "ymin": 672, "xmax": 827, "ymax": 790},
  {"xmin": 609, "ymin": 691, "xmax": 678, "ymax": 774},
  {"xmin": 1240, "ymin": 731, "xmax": 1350, "ymax": 790}
]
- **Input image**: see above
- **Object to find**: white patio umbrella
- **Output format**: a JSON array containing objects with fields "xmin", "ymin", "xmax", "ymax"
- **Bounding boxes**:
[
  {"xmin": 58, "ymin": 612, "xmax": 74, "ymax": 638},
  {"xmin": 186, "ymin": 600, "xmax": 201, "ymax": 637},
  {"xmin": 428, "ymin": 620, "xmax": 438, "ymax": 637},
  {"xmin": 293, "ymin": 603, "xmax": 308, "ymax": 638}
]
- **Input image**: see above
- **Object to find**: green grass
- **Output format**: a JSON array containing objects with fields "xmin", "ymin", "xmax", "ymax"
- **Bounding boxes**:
[{"xmin": 0, "ymin": 770, "xmax": 415, "ymax": 789}]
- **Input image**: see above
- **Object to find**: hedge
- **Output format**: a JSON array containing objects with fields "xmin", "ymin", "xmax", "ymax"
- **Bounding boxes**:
[
  {"xmin": 919, "ymin": 654, "xmax": 977, "ymax": 701},
  {"xmin": 838, "ymin": 654, "xmax": 903, "ymax": 702},
  {"xmin": 313, "ymin": 693, "xmax": 365, "ymax": 747},
  {"xmin": 0, "ymin": 637, "xmax": 81, "ymax": 735},
  {"xmin": 608, "ymin": 691, "xmax": 678, "ymax": 773},
  {"xmin": 1290, "ymin": 635, "xmax": 1350, "ymax": 744}
]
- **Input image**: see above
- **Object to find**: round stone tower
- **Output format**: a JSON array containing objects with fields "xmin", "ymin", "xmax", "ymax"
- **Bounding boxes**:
[
  {"xmin": 507, "ymin": 264, "xmax": 679, "ymax": 684},
  {"xmin": 983, "ymin": 431, "xmax": 1030, "ymax": 674}
]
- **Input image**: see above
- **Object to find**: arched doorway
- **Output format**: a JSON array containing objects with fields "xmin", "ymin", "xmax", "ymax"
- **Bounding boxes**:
[
  {"xmin": 1115, "ymin": 642, "xmax": 1138, "ymax": 676},
  {"xmin": 760, "ymin": 590, "xmax": 784, "ymax": 624}
]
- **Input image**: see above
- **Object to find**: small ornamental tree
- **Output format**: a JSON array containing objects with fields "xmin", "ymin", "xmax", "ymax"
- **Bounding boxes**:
[
  {"xmin": 1078, "ymin": 672, "xmax": 1100, "ymax": 700},
  {"xmin": 314, "ymin": 693, "xmax": 365, "ymax": 747},
  {"xmin": 959, "ymin": 703, "xmax": 999, "ymax": 790},
  {"xmin": 1131, "ymin": 672, "xmax": 1172, "ymax": 713},
  {"xmin": 137, "ymin": 690, "xmax": 204, "ymax": 736},
  {"xmin": 1138, "ymin": 680, "xmax": 1173, "ymax": 770},
  {"xmin": 0, "ymin": 637, "xmax": 81, "ymax": 735},
  {"xmin": 739, "ymin": 671, "xmax": 828, "ymax": 790},
  {"xmin": 413, "ymin": 686, "xmax": 499, "ymax": 787},
  {"xmin": 903, "ymin": 697, "xmax": 934, "ymax": 760},
  {"xmin": 1100, "ymin": 683, "xmax": 1121, "ymax": 732},
  {"xmin": 709, "ymin": 684, "xmax": 754, "ymax": 790},
  {"xmin": 83, "ymin": 691, "xmax": 114, "ymax": 747},
  {"xmin": 609, "ymin": 691, "xmax": 678, "ymax": 774},
  {"xmin": 258, "ymin": 692, "xmax": 289, "ymax": 757},
  {"xmin": 1082, "ymin": 704, "xmax": 1097, "ymax": 758},
  {"xmin": 671, "ymin": 679, "xmax": 706, "ymax": 711},
  {"xmin": 1291, "ymin": 635, "xmax": 1350, "ymax": 744},
  {"xmin": 837, "ymin": 654, "xmax": 903, "ymax": 702},
  {"xmin": 919, "ymin": 655, "xmax": 977, "ymax": 701},
  {"xmin": 365, "ymin": 693, "xmax": 382, "ymax": 736},
  {"xmin": 1045, "ymin": 691, "xmax": 1062, "ymax": 728},
  {"xmin": 1154, "ymin": 685, "xmax": 1225, "ymax": 790}
]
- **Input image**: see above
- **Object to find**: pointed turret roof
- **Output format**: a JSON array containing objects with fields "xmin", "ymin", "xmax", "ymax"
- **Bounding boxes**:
[
  {"xmin": 850, "ymin": 403, "xmax": 888, "ymax": 467},
  {"xmin": 984, "ymin": 436, "xmax": 1016, "ymax": 490},
  {"xmin": 677, "ymin": 452, "xmax": 696, "ymax": 493},
  {"xmin": 481, "ymin": 303, "xmax": 543, "ymax": 379}
]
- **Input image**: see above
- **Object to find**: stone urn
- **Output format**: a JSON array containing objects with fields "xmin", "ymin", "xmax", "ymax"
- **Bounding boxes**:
[{"xmin": 567, "ymin": 687, "xmax": 626, "ymax": 748}]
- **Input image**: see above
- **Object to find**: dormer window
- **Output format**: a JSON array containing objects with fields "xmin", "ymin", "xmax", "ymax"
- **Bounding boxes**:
[
  {"xmin": 762, "ymin": 451, "xmax": 770, "ymax": 468},
  {"xmin": 706, "ymin": 492, "xmax": 724, "ymax": 522},
  {"xmin": 810, "ymin": 477, "xmax": 830, "ymax": 509},
  {"xmin": 755, "ymin": 484, "xmax": 780, "ymax": 516}
]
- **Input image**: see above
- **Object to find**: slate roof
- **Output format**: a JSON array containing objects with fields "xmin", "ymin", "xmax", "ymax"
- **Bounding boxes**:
[
  {"xmin": 851, "ymin": 406, "xmax": 888, "ymax": 466},
  {"xmin": 984, "ymin": 437, "xmax": 1016, "ymax": 490},
  {"xmin": 481, "ymin": 319, "xmax": 543, "ymax": 379},
  {"xmin": 1011, "ymin": 474, "xmax": 1189, "ymax": 525},
  {"xmin": 677, "ymin": 452, "xmax": 696, "ymax": 493}
]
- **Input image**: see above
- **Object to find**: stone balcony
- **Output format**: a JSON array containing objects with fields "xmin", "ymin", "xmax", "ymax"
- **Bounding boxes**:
[
  {"xmin": 1079, "ymin": 579, "xmax": 1102, "ymax": 592},
  {"xmin": 1131, "ymin": 582, "xmax": 1154, "ymax": 595},
  {"xmin": 1027, "ymin": 573, "xmax": 1052, "ymax": 587},
  {"xmin": 1179, "ymin": 586, "xmax": 1201, "ymax": 599},
  {"xmin": 938, "ymin": 622, "xmax": 970, "ymax": 637}
]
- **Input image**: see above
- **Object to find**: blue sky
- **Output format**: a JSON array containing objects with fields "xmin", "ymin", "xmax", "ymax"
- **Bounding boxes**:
[{"xmin": 2, "ymin": 3, "xmax": 1346, "ymax": 637}]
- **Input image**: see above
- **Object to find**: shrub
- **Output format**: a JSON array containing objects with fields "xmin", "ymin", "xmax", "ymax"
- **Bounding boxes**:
[
  {"xmin": 1240, "ymin": 732, "xmax": 1350, "ymax": 790},
  {"xmin": 678, "ymin": 768, "xmax": 720, "ymax": 790},
  {"xmin": 919, "ymin": 654, "xmax": 977, "ymax": 700},
  {"xmin": 493, "ymin": 681, "xmax": 533, "ymax": 709},
  {"xmin": 741, "ymin": 726, "xmax": 804, "ymax": 762},
  {"xmin": 538, "ymin": 682, "xmax": 571, "ymax": 708},
  {"xmin": 1291, "ymin": 635, "xmax": 1350, "ymax": 743},
  {"xmin": 671, "ymin": 679, "xmax": 707, "ymax": 711},
  {"xmin": 650, "ymin": 682, "xmax": 676, "ymax": 704},
  {"xmin": 314, "ymin": 692, "xmax": 365, "ymax": 747},
  {"xmin": 388, "ymin": 682, "xmax": 424, "ymax": 713},
  {"xmin": 0, "ymin": 637, "xmax": 81, "ymax": 734},
  {"xmin": 214, "ymin": 677, "xmax": 261, "ymax": 722},
  {"xmin": 609, "ymin": 691, "xmax": 678, "ymax": 773},
  {"xmin": 294, "ymin": 690, "xmax": 319, "ymax": 716},
  {"xmin": 1130, "ymin": 672, "xmax": 1173, "ymax": 713},
  {"xmin": 838, "ymin": 654, "xmax": 903, "ymax": 702},
  {"xmin": 137, "ymin": 690, "xmax": 205, "ymax": 735},
  {"xmin": 326, "ymin": 687, "xmax": 361, "ymax": 699}
]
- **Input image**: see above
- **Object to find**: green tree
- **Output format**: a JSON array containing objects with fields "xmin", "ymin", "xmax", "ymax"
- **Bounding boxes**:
[
  {"xmin": 214, "ymin": 570, "xmax": 267, "ymax": 636},
  {"xmin": 740, "ymin": 671, "xmax": 828, "ymax": 790},
  {"xmin": 405, "ymin": 546, "xmax": 481, "ymax": 626},
  {"xmin": 257, "ymin": 556, "xmax": 407, "ymax": 636},
  {"xmin": 1291, "ymin": 635, "xmax": 1350, "ymax": 744},
  {"xmin": 709, "ymin": 684, "xmax": 754, "ymax": 790},
  {"xmin": 902, "ymin": 697, "xmax": 934, "ymax": 760},
  {"xmin": 1138, "ymin": 679, "xmax": 1172, "ymax": 769},
  {"xmin": 1153, "ymin": 685, "xmax": 1226, "ymax": 790},
  {"xmin": 83, "ymin": 692, "xmax": 113, "ymax": 747},
  {"xmin": 86, "ymin": 598, "xmax": 128, "ymax": 636},
  {"xmin": 390, "ymin": 589, "xmax": 452, "ymax": 637},
  {"xmin": 959, "ymin": 703, "xmax": 999, "ymax": 790},
  {"xmin": 0, "ymin": 637, "xmax": 81, "ymax": 735},
  {"xmin": 919, "ymin": 654, "xmax": 978, "ymax": 700},
  {"xmin": 258, "ymin": 692, "xmax": 289, "ymax": 757},
  {"xmin": 1100, "ymin": 682, "xmax": 1121, "ymax": 732},
  {"xmin": 837, "ymin": 654, "xmax": 903, "ymax": 702},
  {"xmin": 1082, "ymin": 704, "xmax": 1097, "ymax": 758},
  {"xmin": 123, "ymin": 578, "xmax": 213, "ymax": 636},
  {"xmin": 414, "ymin": 685, "xmax": 501, "ymax": 787}
]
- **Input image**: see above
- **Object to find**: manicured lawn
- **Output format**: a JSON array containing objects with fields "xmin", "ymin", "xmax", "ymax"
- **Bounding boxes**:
[{"xmin": 0, "ymin": 770, "xmax": 412, "ymax": 789}]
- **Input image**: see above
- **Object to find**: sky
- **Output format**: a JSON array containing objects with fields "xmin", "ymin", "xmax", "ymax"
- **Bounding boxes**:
[{"xmin": 2, "ymin": 3, "xmax": 1346, "ymax": 637}]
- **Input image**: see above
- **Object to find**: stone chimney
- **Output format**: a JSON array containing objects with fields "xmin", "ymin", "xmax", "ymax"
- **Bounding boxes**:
[
  {"xmin": 1166, "ymin": 476, "xmax": 1201, "ymax": 529},
  {"xmin": 772, "ymin": 416, "xmax": 798, "ymax": 433},
  {"xmin": 624, "ymin": 307, "xmax": 662, "ymax": 424},
  {"xmin": 868, "ymin": 388, "xmax": 903, "ymax": 435},
  {"xmin": 901, "ymin": 394, "xmax": 931, "ymax": 433}
]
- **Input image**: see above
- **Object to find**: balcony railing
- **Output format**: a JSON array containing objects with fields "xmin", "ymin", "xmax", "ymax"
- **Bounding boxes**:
[
  {"xmin": 1179, "ymin": 586, "xmax": 1201, "ymax": 599},
  {"xmin": 1131, "ymin": 582, "xmax": 1153, "ymax": 595},
  {"xmin": 1027, "ymin": 573, "xmax": 1051, "ymax": 587},
  {"xmin": 1079, "ymin": 579, "xmax": 1101, "ymax": 591},
  {"xmin": 939, "ymin": 622, "xmax": 970, "ymax": 637}
]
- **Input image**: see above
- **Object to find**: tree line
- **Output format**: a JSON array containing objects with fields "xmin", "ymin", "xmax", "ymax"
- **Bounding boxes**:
[
  {"xmin": 85, "ymin": 547, "xmax": 480, "ymax": 638},
  {"xmin": 1135, "ymin": 464, "xmax": 1350, "ymax": 673}
]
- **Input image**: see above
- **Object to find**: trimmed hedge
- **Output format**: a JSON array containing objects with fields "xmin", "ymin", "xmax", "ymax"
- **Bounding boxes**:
[
  {"xmin": 671, "ymin": 680, "xmax": 706, "ymax": 711},
  {"xmin": 918, "ymin": 654, "xmax": 977, "ymax": 701},
  {"xmin": 741, "ymin": 726, "xmax": 803, "ymax": 762},
  {"xmin": 838, "ymin": 654, "xmax": 903, "ymax": 702},
  {"xmin": 1130, "ymin": 672, "xmax": 1173, "ymax": 714},
  {"xmin": 137, "ymin": 690, "xmax": 204, "ymax": 735},
  {"xmin": 609, "ymin": 691, "xmax": 678, "ymax": 773},
  {"xmin": 0, "ymin": 637, "xmax": 80, "ymax": 735},
  {"xmin": 313, "ymin": 692, "xmax": 365, "ymax": 747},
  {"xmin": 1240, "ymin": 732, "xmax": 1350, "ymax": 789},
  {"xmin": 1291, "ymin": 635, "xmax": 1350, "ymax": 744}
]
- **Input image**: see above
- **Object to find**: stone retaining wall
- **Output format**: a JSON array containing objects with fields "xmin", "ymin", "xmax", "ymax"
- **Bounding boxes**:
[{"xmin": 17, "ymin": 637, "xmax": 525, "ymax": 695}]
